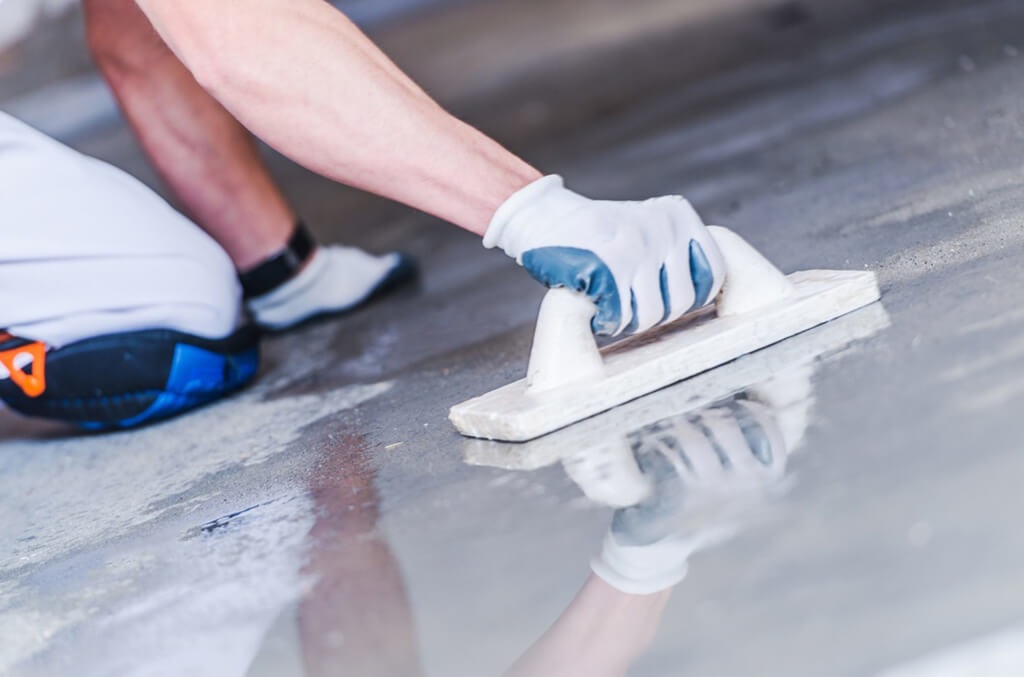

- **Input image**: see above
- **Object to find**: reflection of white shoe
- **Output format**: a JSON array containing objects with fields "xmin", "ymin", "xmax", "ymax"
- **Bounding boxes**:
[
  {"xmin": 586, "ymin": 397, "xmax": 790, "ymax": 595},
  {"xmin": 0, "ymin": 0, "xmax": 75, "ymax": 52},
  {"xmin": 246, "ymin": 246, "xmax": 417, "ymax": 331}
]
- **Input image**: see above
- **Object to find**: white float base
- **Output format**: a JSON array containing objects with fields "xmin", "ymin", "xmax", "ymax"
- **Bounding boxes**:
[{"xmin": 449, "ymin": 269, "xmax": 880, "ymax": 442}]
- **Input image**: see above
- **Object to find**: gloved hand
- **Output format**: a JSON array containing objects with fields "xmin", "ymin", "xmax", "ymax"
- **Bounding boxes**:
[
  {"xmin": 484, "ymin": 175, "xmax": 726, "ymax": 335},
  {"xmin": 246, "ymin": 245, "xmax": 417, "ymax": 331},
  {"xmin": 588, "ymin": 398, "xmax": 788, "ymax": 594}
]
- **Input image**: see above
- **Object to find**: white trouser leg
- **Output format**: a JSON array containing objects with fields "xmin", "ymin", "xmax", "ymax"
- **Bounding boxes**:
[{"xmin": 0, "ymin": 112, "xmax": 241, "ymax": 347}]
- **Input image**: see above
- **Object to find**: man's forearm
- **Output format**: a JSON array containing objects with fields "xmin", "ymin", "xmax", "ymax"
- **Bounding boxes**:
[
  {"xmin": 132, "ymin": 0, "xmax": 542, "ymax": 235},
  {"xmin": 508, "ymin": 575, "xmax": 672, "ymax": 677}
]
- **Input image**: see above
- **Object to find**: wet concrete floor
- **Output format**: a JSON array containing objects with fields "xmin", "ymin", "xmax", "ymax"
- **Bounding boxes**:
[{"xmin": 2, "ymin": 0, "xmax": 1024, "ymax": 674}]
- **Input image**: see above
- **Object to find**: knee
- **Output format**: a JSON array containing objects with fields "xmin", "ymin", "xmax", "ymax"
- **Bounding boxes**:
[
  {"xmin": 161, "ymin": 234, "xmax": 244, "ymax": 340},
  {"xmin": 100, "ymin": 213, "xmax": 245, "ymax": 342}
]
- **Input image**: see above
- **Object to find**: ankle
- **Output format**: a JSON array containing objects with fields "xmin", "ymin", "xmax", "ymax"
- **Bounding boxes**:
[{"xmin": 238, "ymin": 221, "xmax": 318, "ymax": 299}]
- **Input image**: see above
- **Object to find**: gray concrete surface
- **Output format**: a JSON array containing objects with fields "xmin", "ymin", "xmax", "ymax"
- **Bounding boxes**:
[{"xmin": 2, "ymin": 0, "xmax": 1024, "ymax": 675}]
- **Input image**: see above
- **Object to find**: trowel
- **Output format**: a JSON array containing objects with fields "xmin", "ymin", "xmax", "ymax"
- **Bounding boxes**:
[{"xmin": 450, "ymin": 226, "xmax": 880, "ymax": 442}]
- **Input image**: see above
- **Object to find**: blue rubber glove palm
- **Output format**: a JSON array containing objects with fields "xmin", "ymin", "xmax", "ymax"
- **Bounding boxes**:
[{"xmin": 484, "ymin": 175, "xmax": 726, "ymax": 335}]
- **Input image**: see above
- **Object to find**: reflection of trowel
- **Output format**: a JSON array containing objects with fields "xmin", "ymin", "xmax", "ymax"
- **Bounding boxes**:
[
  {"xmin": 464, "ymin": 301, "xmax": 889, "ymax": 597},
  {"xmin": 451, "ymin": 226, "xmax": 882, "ymax": 442},
  {"xmin": 463, "ymin": 299, "xmax": 889, "ymax": 475}
]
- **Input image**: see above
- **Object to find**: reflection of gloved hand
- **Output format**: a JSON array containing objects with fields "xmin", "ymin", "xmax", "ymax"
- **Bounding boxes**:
[
  {"xmin": 246, "ymin": 245, "xmax": 417, "ymax": 331},
  {"xmin": 484, "ymin": 175, "xmax": 726, "ymax": 336},
  {"xmin": 590, "ymin": 399, "xmax": 787, "ymax": 594}
]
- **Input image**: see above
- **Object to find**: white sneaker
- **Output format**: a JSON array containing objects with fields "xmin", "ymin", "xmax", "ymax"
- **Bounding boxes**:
[{"xmin": 246, "ymin": 246, "xmax": 417, "ymax": 331}]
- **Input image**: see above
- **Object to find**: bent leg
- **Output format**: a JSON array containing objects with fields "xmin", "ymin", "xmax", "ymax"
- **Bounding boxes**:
[
  {"xmin": 0, "ymin": 112, "xmax": 258, "ymax": 429},
  {"xmin": 82, "ymin": 0, "xmax": 419, "ymax": 329}
]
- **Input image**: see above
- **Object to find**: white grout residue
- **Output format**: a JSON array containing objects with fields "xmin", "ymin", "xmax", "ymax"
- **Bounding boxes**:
[{"xmin": 0, "ymin": 380, "xmax": 390, "ymax": 574}]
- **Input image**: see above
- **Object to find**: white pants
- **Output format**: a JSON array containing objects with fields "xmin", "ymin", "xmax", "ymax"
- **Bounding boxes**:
[{"xmin": 0, "ymin": 112, "xmax": 241, "ymax": 347}]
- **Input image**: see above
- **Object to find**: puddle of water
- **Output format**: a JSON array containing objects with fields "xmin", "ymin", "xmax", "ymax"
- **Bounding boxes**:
[
  {"xmin": 230, "ymin": 302, "xmax": 889, "ymax": 677},
  {"xmin": 449, "ymin": 302, "xmax": 890, "ymax": 675}
]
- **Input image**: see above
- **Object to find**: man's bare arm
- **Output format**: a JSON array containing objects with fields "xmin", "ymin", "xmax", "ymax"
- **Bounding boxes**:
[
  {"xmin": 132, "ymin": 0, "xmax": 541, "ymax": 235},
  {"xmin": 132, "ymin": 0, "xmax": 727, "ymax": 338}
]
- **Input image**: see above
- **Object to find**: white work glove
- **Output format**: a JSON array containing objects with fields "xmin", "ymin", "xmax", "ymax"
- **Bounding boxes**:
[
  {"xmin": 247, "ymin": 246, "xmax": 416, "ymax": 331},
  {"xmin": 589, "ymin": 398, "xmax": 788, "ymax": 594},
  {"xmin": 484, "ymin": 175, "xmax": 726, "ymax": 335}
]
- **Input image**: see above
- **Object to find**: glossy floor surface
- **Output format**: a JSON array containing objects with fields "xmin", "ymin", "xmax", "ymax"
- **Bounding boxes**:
[{"xmin": 2, "ymin": 1, "xmax": 1024, "ymax": 675}]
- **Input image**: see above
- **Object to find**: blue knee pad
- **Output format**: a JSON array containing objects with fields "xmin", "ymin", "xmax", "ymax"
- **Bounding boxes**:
[{"xmin": 0, "ymin": 327, "xmax": 260, "ymax": 430}]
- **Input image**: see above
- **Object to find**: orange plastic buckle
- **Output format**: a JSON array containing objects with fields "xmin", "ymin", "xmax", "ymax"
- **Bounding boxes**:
[{"xmin": 0, "ymin": 337, "xmax": 47, "ymax": 398}]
